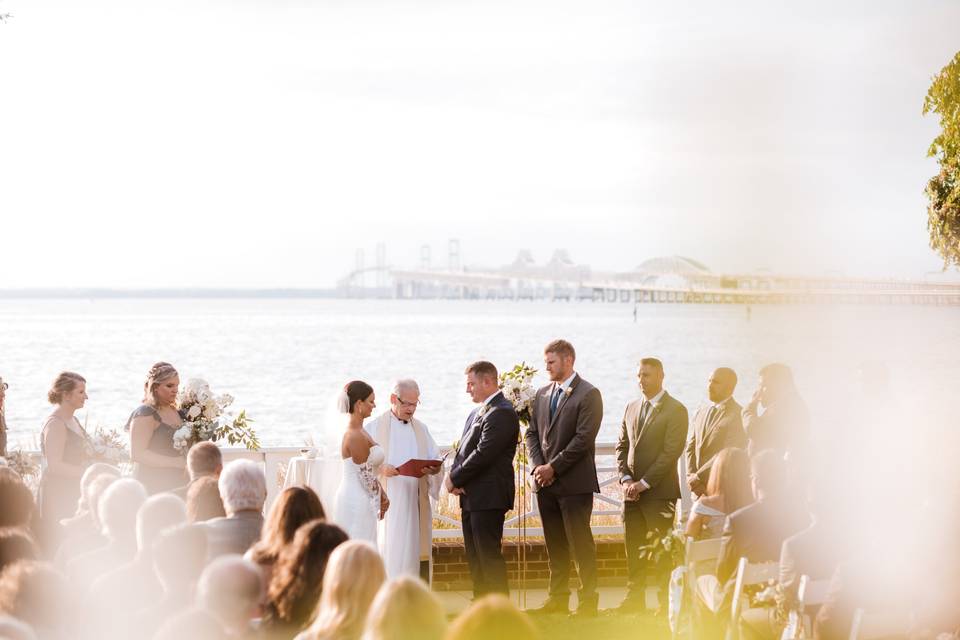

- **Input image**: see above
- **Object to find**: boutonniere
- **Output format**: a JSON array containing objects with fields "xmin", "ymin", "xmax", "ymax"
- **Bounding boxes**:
[
  {"xmin": 451, "ymin": 438, "xmax": 461, "ymax": 456},
  {"xmin": 564, "ymin": 387, "xmax": 573, "ymax": 398},
  {"xmin": 477, "ymin": 404, "xmax": 489, "ymax": 418}
]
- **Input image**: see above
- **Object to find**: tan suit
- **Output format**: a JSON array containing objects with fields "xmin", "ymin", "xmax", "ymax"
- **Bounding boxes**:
[{"xmin": 684, "ymin": 396, "xmax": 747, "ymax": 495}]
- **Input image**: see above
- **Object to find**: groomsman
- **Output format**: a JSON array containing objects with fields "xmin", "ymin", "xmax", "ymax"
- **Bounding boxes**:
[
  {"xmin": 685, "ymin": 367, "xmax": 747, "ymax": 497},
  {"xmin": 525, "ymin": 339, "xmax": 603, "ymax": 618},
  {"xmin": 446, "ymin": 361, "xmax": 520, "ymax": 598},
  {"xmin": 615, "ymin": 357, "xmax": 688, "ymax": 613}
]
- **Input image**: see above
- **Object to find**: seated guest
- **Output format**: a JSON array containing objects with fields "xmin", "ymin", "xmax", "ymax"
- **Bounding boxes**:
[
  {"xmin": 261, "ymin": 520, "xmax": 348, "ymax": 637},
  {"xmin": 697, "ymin": 450, "xmax": 809, "ymax": 619},
  {"xmin": 55, "ymin": 473, "xmax": 117, "ymax": 568},
  {"xmin": 444, "ymin": 595, "xmax": 539, "ymax": 640},
  {"xmin": 685, "ymin": 447, "xmax": 753, "ymax": 539},
  {"xmin": 136, "ymin": 524, "xmax": 209, "ymax": 632},
  {"xmin": 295, "ymin": 540, "xmax": 387, "ymax": 640},
  {"xmin": 0, "ymin": 466, "xmax": 37, "ymax": 530},
  {"xmin": 87, "ymin": 493, "xmax": 188, "ymax": 636},
  {"xmin": 186, "ymin": 476, "xmax": 226, "ymax": 523},
  {"xmin": 247, "ymin": 486, "xmax": 325, "ymax": 589},
  {"xmin": 38, "ymin": 371, "xmax": 91, "ymax": 552},
  {"xmin": 715, "ymin": 450, "xmax": 810, "ymax": 584},
  {"xmin": 204, "ymin": 460, "xmax": 266, "ymax": 558},
  {"xmin": 0, "ymin": 528, "xmax": 38, "ymax": 573},
  {"xmin": 174, "ymin": 442, "xmax": 223, "ymax": 499},
  {"xmin": 0, "ymin": 560, "xmax": 71, "ymax": 640},
  {"xmin": 362, "ymin": 576, "xmax": 447, "ymax": 640},
  {"xmin": 56, "ymin": 465, "xmax": 121, "ymax": 567},
  {"xmin": 197, "ymin": 555, "xmax": 264, "ymax": 637},
  {"xmin": 67, "ymin": 478, "xmax": 148, "ymax": 591}
]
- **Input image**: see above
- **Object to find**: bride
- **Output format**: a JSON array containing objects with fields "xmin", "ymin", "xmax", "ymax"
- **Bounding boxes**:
[{"xmin": 332, "ymin": 380, "xmax": 389, "ymax": 544}]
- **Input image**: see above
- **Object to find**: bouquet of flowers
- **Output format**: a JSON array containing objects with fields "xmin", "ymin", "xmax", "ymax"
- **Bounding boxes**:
[
  {"xmin": 498, "ymin": 362, "xmax": 537, "ymax": 427},
  {"xmin": 86, "ymin": 426, "xmax": 129, "ymax": 465},
  {"xmin": 173, "ymin": 378, "xmax": 260, "ymax": 452},
  {"xmin": 639, "ymin": 521, "xmax": 687, "ymax": 568}
]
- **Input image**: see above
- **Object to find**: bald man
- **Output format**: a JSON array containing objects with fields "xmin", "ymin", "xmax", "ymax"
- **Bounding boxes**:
[{"xmin": 684, "ymin": 368, "xmax": 747, "ymax": 497}]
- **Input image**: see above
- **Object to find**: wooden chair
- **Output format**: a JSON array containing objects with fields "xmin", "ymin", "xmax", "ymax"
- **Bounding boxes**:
[
  {"xmin": 730, "ymin": 557, "xmax": 780, "ymax": 640},
  {"xmin": 781, "ymin": 574, "xmax": 831, "ymax": 639}
]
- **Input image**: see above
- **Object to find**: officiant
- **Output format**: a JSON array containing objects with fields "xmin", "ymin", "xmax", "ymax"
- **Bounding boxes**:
[{"xmin": 366, "ymin": 378, "xmax": 442, "ymax": 581}]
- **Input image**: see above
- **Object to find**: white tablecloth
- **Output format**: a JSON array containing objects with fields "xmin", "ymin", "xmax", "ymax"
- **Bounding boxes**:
[{"xmin": 283, "ymin": 456, "xmax": 341, "ymax": 512}]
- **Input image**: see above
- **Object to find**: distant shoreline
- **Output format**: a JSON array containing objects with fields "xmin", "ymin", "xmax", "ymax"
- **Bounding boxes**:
[{"xmin": 0, "ymin": 288, "xmax": 342, "ymax": 299}]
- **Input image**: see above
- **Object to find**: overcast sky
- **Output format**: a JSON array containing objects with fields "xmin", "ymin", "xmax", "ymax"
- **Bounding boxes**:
[{"xmin": 1, "ymin": 0, "xmax": 958, "ymax": 287}]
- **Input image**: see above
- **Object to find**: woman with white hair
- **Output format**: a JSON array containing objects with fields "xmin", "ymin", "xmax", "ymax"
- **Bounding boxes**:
[{"xmin": 204, "ymin": 459, "xmax": 266, "ymax": 558}]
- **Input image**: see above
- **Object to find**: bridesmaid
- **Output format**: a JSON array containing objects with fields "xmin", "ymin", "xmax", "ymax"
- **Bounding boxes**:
[
  {"xmin": 39, "ymin": 371, "xmax": 91, "ymax": 550},
  {"xmin": 126, "ymin": 362, "xmax": 187, "ymax": 494}
]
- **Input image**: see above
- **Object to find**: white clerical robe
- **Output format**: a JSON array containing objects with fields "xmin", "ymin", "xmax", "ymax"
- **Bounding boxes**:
[{"xmin": 367, "ymin": 411, "xmax": 441, "ymax": 579}]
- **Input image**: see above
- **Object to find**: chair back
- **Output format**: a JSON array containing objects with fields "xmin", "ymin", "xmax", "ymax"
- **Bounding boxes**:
[
  {"xmin": 685, "ymin": 537, "xmax": 723, "ymax": 565},
  {"xmin": 782, "ymin": 575, "xmax": 833, "ymax": 639},
  {"xmin": 730, "ymin": 557, "xmax": 779, "ymax": 639},
  {"xmin": 797, "ymin": 575, "xmax": 831, "ymax": 607}
]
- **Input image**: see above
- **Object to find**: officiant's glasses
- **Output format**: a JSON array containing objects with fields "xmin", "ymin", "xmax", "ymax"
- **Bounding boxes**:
[{"xmin": 396, "ymin": 397, "xmax": 420, "ymax": 408}]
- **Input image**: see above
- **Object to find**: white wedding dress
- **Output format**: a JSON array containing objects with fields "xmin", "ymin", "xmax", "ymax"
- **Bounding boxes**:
[{"xmin": 333, "ymin": 444, "xmax": 385, "ymax": 544}]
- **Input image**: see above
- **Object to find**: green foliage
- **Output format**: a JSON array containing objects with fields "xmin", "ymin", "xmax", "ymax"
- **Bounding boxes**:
[
  {"xmin": 923, "ymin": 51, "xmax": 960, "ymax": 267},
  {"xmin": 215, "ymin": 410, "xmax": 260, "ymax": 450}
]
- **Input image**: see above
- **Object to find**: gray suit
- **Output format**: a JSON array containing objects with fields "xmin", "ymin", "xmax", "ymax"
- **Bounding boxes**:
[
  {"xmin": 684, "ymin": 397, "xmax": 747, "ymax": 495},
  {"xmin": 204, "ymin": 511, "xmax": 264, "ymax": 559},
  {"xmin": 616, "ymin": 390, "xmax": 689, "ymax": 605},
  {"xmin": 525, "ymin": 374, "xmax": 603, "ymax": 604}
]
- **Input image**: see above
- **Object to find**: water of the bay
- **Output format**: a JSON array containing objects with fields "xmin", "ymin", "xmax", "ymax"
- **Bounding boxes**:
[{"xmin": 1, "ymin": 298, "xmax": 957, "ymax": 448}]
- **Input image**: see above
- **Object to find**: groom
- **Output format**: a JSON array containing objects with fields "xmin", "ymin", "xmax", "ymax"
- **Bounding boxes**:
[{"xmin": 446, "ymin": 360, "xmax": 520, "ymax": 598}]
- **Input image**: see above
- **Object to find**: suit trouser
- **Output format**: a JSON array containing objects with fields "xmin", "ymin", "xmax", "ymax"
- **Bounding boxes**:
[
  {"xmin": 462, "ymin": 508, "xmax": 508, "ymax": 597},
  {"xmin": 537, "ymin": 489, "xmax": 598, "ymax": 602},
  {"xmin": 623, "ymin": 497, "xmax": 675, "ymax": 605}
]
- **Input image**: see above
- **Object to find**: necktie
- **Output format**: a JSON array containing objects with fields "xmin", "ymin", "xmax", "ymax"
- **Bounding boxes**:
[
  {"xmin": 549, "ymin": 386, "xmax": 562, "ymax": 420},
  {"xmin": 638, "ymin": 400, "xmax": 651, "ymax": 429},
  {"xmin": 706, "ymin": 405, "xmax": 719, "ymax": 427}
]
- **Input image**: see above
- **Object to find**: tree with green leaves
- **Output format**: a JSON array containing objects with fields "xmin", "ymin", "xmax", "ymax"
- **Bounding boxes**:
[{"xmin": 924, "ymin": 51, "xmax": 960, "ymax": 268}]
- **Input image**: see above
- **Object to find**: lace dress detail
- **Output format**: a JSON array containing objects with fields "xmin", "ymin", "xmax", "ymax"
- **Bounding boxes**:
[{"xmin": 333, "ymin": 444, "xmax": 384, "ymax": 544}]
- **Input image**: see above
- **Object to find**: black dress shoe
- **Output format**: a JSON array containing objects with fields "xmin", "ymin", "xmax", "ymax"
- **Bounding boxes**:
[
  {"xmin": 527, "ymin": 598, "xmax": 570, "ymax": 615},
  {"xmin": 569, "ymin": 603, "xmax": 598, "ymax": 619}
]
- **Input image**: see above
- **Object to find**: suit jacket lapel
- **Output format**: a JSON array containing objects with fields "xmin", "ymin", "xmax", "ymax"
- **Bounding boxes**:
[{"xmin": 637, "ymin": 392, "xmax": 667, "ymax": 441}]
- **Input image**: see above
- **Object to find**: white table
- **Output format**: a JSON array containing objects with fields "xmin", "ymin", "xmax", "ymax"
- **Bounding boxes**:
[{"xmin": 283, "ymin": 456, "xmax": 341, "ymax": 511}]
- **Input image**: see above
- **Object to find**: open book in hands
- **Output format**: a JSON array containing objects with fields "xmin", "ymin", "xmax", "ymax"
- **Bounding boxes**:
[{"xmin": 396, "ymin": 458, "xmax": 444, "ymax": 478}]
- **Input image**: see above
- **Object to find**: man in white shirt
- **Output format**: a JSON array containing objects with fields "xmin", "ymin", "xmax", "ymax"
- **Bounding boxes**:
[{"xmin": 367, "ymin": 379, "xmax": 442, "ymax": 581}]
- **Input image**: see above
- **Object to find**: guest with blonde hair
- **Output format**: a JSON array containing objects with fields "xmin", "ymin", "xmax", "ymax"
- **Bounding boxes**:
[
  {"xmin": 295, "ymin": 540, "xmax": 386, "ymax": 640},
  {"xmin": 55, "ymin": 473, "xmax": 118, "ymax": 568},
  {"xmin": 38, "ymin": 371, "xmax": 91, "ymax": 550},
  {"xmin": 444, "ymin": 595, "xmax": 539, "ymax": 640},
  {"xmin": 126, "ymin": 362, "xmax": 187, "ymax": 494},
  {"xmin": 362, "ymin": 576, "xmax": 446, "ymax": 640},
  {"xmin": 247, "ymin": 486, "xmax": 326, "ymax": 589}
]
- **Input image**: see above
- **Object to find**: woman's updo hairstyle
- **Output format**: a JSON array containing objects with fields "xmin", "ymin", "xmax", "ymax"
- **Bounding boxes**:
[
  {"xmin": 143, "ymin": 362, "xmax": 178, "ymax": 406},
  {"xmin": 340, "ymin": 380, "xmax": 374, "ymax": 414},
  {"xmin": 47, "ymin": 372, "xmax": 86, "ymax": 405}
]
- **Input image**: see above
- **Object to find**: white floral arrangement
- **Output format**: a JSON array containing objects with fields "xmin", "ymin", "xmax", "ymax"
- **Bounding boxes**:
[
  {"xmin": 87, "ymin": 426, "xmax": 129, "ymax": 464},
  {"xmin": 173, "ymin": 378, "xmax": 259, "ymax": 453},
  {"xmin": 498, "ymin": 362, "xmax": 538, "ymax": 427}
]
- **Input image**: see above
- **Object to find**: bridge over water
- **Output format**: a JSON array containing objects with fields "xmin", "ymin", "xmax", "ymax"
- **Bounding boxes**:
[{"xmin": 338, "ymin": 253, "xmax": 960, "ymax": 306}]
